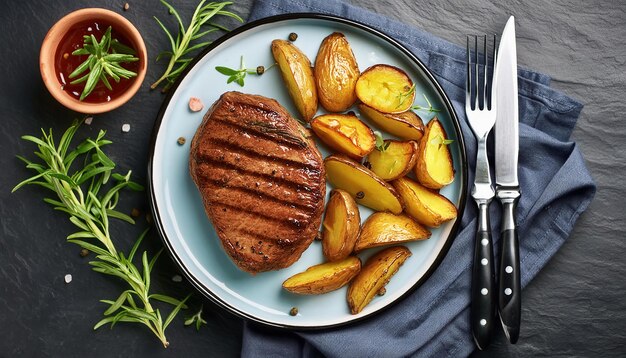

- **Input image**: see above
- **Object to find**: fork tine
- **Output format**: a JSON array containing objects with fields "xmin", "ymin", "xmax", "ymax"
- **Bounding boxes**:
[
  {"xmin": 490, "ymin": 34, "xmax": 497, "ymax": 110},
  {"xmin": 482, "ymin": 35, "xmax": 488, "ymax": 110},
  {"xmin": 474, "ymin": 35, "xmax": 479, "ymax": 110},
  {"xmin": 466, "ymin": 35, "xmax": 471, "ymax": 108}
]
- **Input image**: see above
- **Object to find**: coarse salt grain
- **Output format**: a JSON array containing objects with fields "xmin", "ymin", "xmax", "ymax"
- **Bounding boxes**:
[
  {"xmin": 121, "ymin": 124, "xmax": 131, "ymax": 133},
  {"xmin": 64, "ymin": 274, "xmax": 72, "ymax": 284},
  {"xmin": 172, "ymin": 275, "xmax": 183, "ymax": 283},
  {"xmin": 188, "ymin": 97, "xmax": 204, "ymax": 112},
  {"xmin": 84, "ymin": 117, "xmax": 93, "ymax": 125}
]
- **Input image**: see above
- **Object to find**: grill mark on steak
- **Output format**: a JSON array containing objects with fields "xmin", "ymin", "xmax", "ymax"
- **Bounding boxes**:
[
  {"xmin": 200, "ymin": 136, "xmax": 319, "ymax": 171},
  {"xmin": 212, "ymin": 117, "xmax": 308, "ymax": 149},
  {"xmin": 206, "ymin": 194, "xmax": 311, "ymax": 230},
  {"xmin": 199, "ymin": 177, "xmax": 316, "ymax": 211},
  {"xmin": 193, "ymin": 154, "xmax": 322, "ymax": 197},
  {"xmin": 203, "ymin": 120, "xmax": 316, "ymax": 164}
]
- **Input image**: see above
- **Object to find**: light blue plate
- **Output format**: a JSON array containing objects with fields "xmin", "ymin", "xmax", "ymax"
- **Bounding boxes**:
[{"xmin": 148, "ymin": 14, "xmax": 467, "ymax": 329}]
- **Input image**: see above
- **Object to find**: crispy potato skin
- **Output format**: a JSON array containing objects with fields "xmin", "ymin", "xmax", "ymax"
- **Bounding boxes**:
[
  {"xmin": 324, "ymin": 154, "xmax": 405, "ymax": 214},
  {"xmin": 282, "ymin": 256, "xmax": 362, "ymax": 295},
  {"xmin": 311, "ymin": 113, "xmax": 375, "ymax": 159},
  {"xmin": 347, "ymin": 246, "xmax": 412, "ymax": 314},
  {"xmin": 271, "ymin": 39, "xmax": 318, "ymax": 122},
  {"xmin": 315, "ymin": 32, "xmax": 360, "ymax": 112},
  {"xmin": 415, "ymin": 118, "xmax": 455, "ymax": 189},
  {"xmin": 367, "ymin": 140, "xmax": 418, "ymax": 181},
  {"xmin": 322, "ymin": 189, "xmax": 361, "ymax": 262},
  {"xmin": 355, "ymin": 65, "xmax": 414, "ymax": 113},
  {"xmin": 358, "ymin": 104, "xmax": 424, "ymax": 141},
  {"xmin": 392, "ymin": 176, "xmax": 457, "ymax": 227},
  {"xmin": 355, "ymin": 212, "xmax": 431, "ymax": 252}
]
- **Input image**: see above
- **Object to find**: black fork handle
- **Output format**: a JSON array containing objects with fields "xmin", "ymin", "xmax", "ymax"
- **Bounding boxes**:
[{"xmin": 471, "ymin": 200, "xmax": 496, "ymax": 350}]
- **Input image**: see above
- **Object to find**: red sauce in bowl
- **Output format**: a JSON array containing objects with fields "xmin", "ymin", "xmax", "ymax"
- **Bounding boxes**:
[{"xmin": 54, "ymin": 19, "xmax": 139, "ymax": 103}]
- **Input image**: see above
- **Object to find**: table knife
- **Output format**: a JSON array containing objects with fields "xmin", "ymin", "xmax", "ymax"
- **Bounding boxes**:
[{"xmin": 494, "ymin": 15, "xmax": 522, "ymax": 344}]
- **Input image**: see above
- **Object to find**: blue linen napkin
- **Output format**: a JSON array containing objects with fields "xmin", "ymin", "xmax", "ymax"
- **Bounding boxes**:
[{"xmin": 242, "ymin": 0, "xmax": 596, "ymax": 356}]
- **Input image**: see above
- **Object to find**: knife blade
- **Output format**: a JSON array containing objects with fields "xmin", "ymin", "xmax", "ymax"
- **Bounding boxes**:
[{"xmin": 494, "ymin": 15, "xmax": 522, "ymax": 344}]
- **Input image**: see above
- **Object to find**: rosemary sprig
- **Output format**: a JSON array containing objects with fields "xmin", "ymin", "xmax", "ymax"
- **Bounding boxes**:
[
  {"xmin": 152, "ymin": 0, "xmax": 243, "ymax": 91},
  {"xmin": 69, "ymin": 26, "xmax": 139, "ymax": 101},
  {"xmin": 13, "ymin": 120, "xmax": 188, "ymax": 348},
  {"xmin": 215, "ymin": 56, "xmax": 273, "ymax": 87}
]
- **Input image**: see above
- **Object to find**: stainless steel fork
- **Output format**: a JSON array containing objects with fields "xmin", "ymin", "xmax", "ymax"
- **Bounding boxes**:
[{"xmin": 466, "ymin": 35, "xmax": 497, "ymax": 350}]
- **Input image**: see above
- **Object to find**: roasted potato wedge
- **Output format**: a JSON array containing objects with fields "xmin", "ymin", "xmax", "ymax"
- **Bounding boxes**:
[
  {"xmin": 354, "ymin": 212, "xmax": 430, "ymax": 252},
  {"xmin": 311, "ymin": 113, "xmax": 376, "ymax": 159},
  {"xmin": 367, "ymin": 140, "xmax": 418, "ymax": 181},
  {"xmin": 314, "ymin": 32, "xmax": 360, "ymax": 112},
  {"xmin": 358, "ymin": 104, "xmax": 424, "ymax": 141},
  {"xmin": 355, "ymin": 64, "xmax": 414, "ymax": 113},
  {"xmin": 282, "ymin": 256, "xmax": 361, "ymax": 295},
  {"xmin": 347, "ymin": 246, "xmax": 412, "ymax": 314},
  {"xmin": 271, "ymin": 39, "xmax": 318, "ymax": 122},
  {"xmin": 322, "ymin": 189, "xmax": 361, "ymax": 262},
  {"xmin": 325, "ymin": 155, "xmax": 404, "ymax": 214},
  {"xmin": 415, "ymin": 118, "xmax": 455, "ymax": 189},
  {"xmin": 392, "ymin": 176, "xmax": 457, "ymax": 227}
]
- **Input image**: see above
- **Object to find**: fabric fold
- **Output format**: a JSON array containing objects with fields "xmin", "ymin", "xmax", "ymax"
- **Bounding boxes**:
[{"xmin": 241, "ymin": 0, "xmax": 596, "ymax": 357}]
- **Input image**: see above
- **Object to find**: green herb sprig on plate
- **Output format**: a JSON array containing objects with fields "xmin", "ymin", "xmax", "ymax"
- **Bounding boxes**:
[
  {"xmin": 152, "ymin": 0, "xmax": 243, "ymax": 91},
  {"xmin": 216, "ymin": 56, "xmax": 274, "ymax": 86},
  {"xmin": 411, "ymin": 93, "xmax": 441, "ymax": 114},
  {"xmin": 373, "ymin": 131, "xmax": 391, "ymax": 152},
  {"xmin": 69, "ymin": 26, "xmax": 139, "ymax": 101},
  {"xmin": 13, "ymin": 120, "xmax": 189, "ymax": 348}
]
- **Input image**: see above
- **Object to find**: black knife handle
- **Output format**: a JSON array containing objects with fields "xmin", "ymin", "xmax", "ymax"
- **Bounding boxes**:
[
  {"xmin": 496, "ymin": 187, "xmax": 521, "ymax": 344},
  {"xmin": 471, "ymin": 201, "xmax": 496, "ymax": 350}
]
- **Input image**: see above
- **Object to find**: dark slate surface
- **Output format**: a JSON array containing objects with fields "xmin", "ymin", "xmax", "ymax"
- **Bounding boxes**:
[{"xmin": 1, "ymin": 0, "xmax": 623, "ymax": 357}]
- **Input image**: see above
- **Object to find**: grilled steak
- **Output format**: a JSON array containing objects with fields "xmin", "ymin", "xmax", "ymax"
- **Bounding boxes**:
[{"xmin": 189, "ymin": 92, "xmax": 326, "ymax": 274}]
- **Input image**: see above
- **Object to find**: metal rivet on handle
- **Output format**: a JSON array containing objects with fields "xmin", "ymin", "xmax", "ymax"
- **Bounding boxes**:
[{"xmin": 504, "ymin": 288, "xmax": 512, "ymax": 295}]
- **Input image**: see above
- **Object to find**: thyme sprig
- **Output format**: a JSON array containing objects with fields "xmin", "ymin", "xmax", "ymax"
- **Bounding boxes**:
[
  {"xmin": 411, "ymin": 93, "xmax": 441, "ymax": 113},
  {"xmin": 397, "ymin": 84, "xmax": 416, "ymax": 108},
  {"xmin": 13, "ymin": 120, "xmax": 189, "ymax": 348},
  {"xmin": 215, "ymin": 56, "xmax": 273, "ymax": 86},
  {"xmin": 152, "ymin": 0, "xmax": 243, "ymax": 91},
  {"xmin": 430, "ymin": 134, "xmax": 454, "ymax": 149},
  {"xmin": 373, "ymin": 131, "xmax": 390, "ymax": 152},
  {"xmin": 69, "ymin": 26, "xmax": 139, "ymax": 101}
]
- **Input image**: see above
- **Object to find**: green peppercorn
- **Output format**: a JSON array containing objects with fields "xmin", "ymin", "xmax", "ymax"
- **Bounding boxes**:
[
  {"xmin": 177, "ymin": 137, "xmax": 186, "ymax": 145},
  {"xmin": 289, "ymin": 307, "xmax": 298, "ymax": 316},
  {"xmin": 356, "ymin": 191, "xmax": 365, "ymax": 199},
  {"xmin": 288, "ymin": 32, "xmax": 298, "ymax": 41},
  {"xmin": 256, "ymin": 66, "xmax": 265, "ymax": 75}
]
